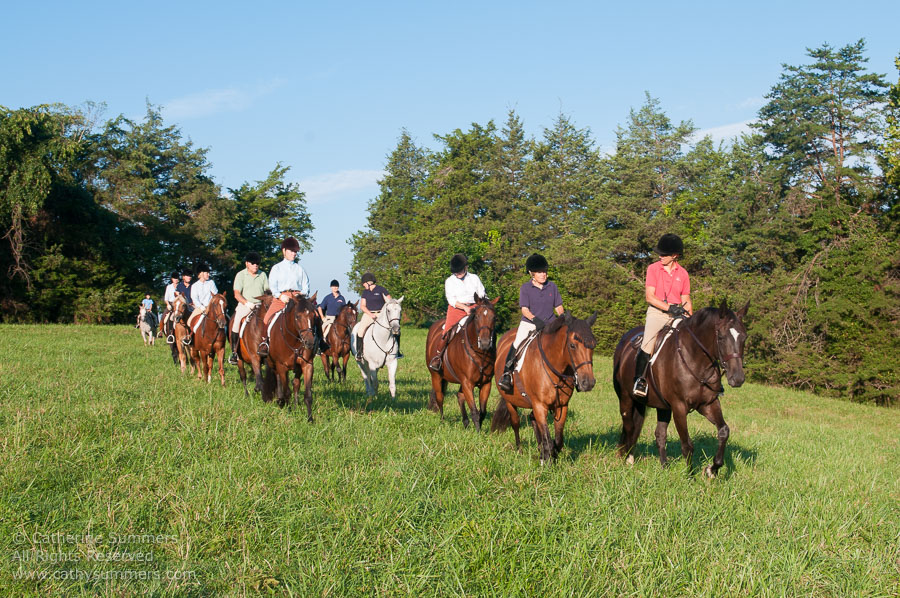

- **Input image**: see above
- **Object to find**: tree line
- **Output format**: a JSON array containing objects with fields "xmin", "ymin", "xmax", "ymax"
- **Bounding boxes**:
[
  {"xmin": 0, "ymin": 103, "xmax": 314, "ymax": 324},
  {"xmin": 2, "ymin": 40, "xmax": 898, "ymax": 404},
  {"xmin": 349, "ymin": 41, "xmax": 900, "ymax": 405}
]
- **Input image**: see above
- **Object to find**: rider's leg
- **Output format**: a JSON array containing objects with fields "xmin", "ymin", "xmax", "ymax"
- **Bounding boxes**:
[
  {"xmin": 258, "ymin": 299, "xmax": 284, "ymax": 357},
  {"xmin": 632, "ymin": 350, "xmax": 651, "ymax": 397},
  {"xmin": 497, "ymin": 321, "xmax": 535, "ymax": 392},
  {"xmin": 428, "ymin": 330, "xmax": 450, "ymax": 371}
]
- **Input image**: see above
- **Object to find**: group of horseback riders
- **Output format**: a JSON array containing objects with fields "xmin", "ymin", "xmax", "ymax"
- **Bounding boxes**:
[
  {"xmin": 425, "ymin": 233, "xmax": 691, "ymax": 398},
  {"xmin": 155, "ymin": 236, "xmax": 403, "ymax": 367}
]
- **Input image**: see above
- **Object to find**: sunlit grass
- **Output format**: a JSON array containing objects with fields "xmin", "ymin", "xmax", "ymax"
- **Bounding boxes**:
[{"xmin": 0, "ymin": 324, "xmax": 898, "ymax": 596}]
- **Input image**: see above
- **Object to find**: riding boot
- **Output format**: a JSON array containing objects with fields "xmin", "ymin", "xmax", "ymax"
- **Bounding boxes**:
[
  {"xmin": 633, "ymin": 350, "xmax": 651, "ymax": 397},
  {"xmin": 316, "ymin": 320, "xmax": 330, "ymax": 354},
  {"xmin": 258, "ymin": 336, "xmax": 270, "ymax": 357},
  {"xmin": 395, "ymin": 334, "xmax": 403, "ymax": 359},
  {"xmin": 228, "ymin": 331, "xmax": 239, "ymax": 365},
  {"xmin": 355, "ymin": 334, "xmax": 365, "ymax": 362},
  {"xmin": 496, "ymin": 343, "xmax": 518, "ymax": 392},
  {"xmin": 428, "ymin": 334, "xmax": 449, "ymax": 372}
]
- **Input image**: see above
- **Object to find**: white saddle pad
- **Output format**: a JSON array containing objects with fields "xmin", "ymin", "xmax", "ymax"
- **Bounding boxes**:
[{"xmin": 649, "ymin": 318, "xmax": 683, "ymax": 365}]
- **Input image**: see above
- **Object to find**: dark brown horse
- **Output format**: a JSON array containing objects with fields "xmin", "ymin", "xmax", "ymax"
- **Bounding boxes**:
[
  {"xmin": 491, "ymin": 312, "xmax": 597, "ymax": 463},
  {"xmin": 426, "ymin": 295, "xmax": 499, "ymax": 430},
  {"xmin": 261, "ymin": 292, "xmax": 319, "ymax": 420},
  {"xmin": 231, "ymin": 298, "xmax": 269, "ymax": 397},
  {"xmin": 188, "ymin": 293, "xmax": 228, "ymax": 386},
  {"xmin": 170, "ymin": 295, "xmax": 197, "ymax": 375},
  {"xmin": 320, "ymin": 302, "xmax": 358, "ymax": 382},
  {"xmin": 612, "ymin": 300, "xmax": 749, "ymax": 477}
]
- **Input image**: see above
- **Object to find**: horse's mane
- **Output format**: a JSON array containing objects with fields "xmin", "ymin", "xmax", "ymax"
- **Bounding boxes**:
[
  {"xmin": 543, "ymin": 312, "xmax": 597, "ymax": 349},
  {"xmin": 687, "ymin": 306, "xmax": 730, "ymax": 331}
]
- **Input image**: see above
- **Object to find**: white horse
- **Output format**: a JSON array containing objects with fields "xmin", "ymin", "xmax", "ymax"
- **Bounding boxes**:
[
  {"xmin": 138, "ymin": 306, "xmax": 157, "ymax": 346},
  {"xmin": 351, "ymin": 296, "xmax": 403, "ymax": 398}
]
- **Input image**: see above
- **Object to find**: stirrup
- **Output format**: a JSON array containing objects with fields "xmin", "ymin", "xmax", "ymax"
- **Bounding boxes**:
[
  {"xmin": 181, "ymin": 336, "xmax": 192, "ymax": 346},
  {"xmin": 257, "ymin": 340, "xmax": 269, "ymax": 356},
  {"xmin": 633, "ymin": 377, "xmax": 648, "ymax": 397},
  {"xmin": 166, "ymin": 334, "xmax": 175, "ymax": 344},
  {"xmin": 228, "ymin": 353, "xmax": 239, "ymax": 365},
  {"xmin": 428, "ymin": 354, "xmax": 442, "ymax": 372},
  {"xmin": 497, "ymin": 372, "xmax": 513, "ymax": 392}
]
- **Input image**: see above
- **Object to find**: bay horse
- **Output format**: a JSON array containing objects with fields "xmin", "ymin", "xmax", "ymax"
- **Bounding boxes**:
[
  {"xmin": 425, "ymin": 295, "xmax": 499, "ymax": 430},
  {"xmin": 351, "ymin": 297, "xmax": 404, "ymax": 399},
  {"xmin": 170, "ymin": 295, "xmax": 197, "ymax": 375},
  {"xmin": 612, "ymin": 300, "xmax": 749, "ymax": 477},
  {"xmin": 187, "ymin": 293, "xmax": 228, "ymax": 386},
  {"xmin": 261, "ymin": 292, "xmax": 319, "ymax": 420},
  {"xmin": 230, "ymin": 298, "xmax": 269, "ymax": 397},
  {"xmin": 320, "ymin": 302, "xmax": 358, "ymax": 382},
  {"xmin": 491, "ymin": 311, "xmax": 597, "ymax": 464}
]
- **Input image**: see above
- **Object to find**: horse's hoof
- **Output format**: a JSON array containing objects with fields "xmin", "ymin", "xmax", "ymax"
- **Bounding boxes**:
[
  {"xmin": 703, "ymin": 465, "xmax": 716, "ymax": 479},
  {"xmin": 626, "ymin": 454, "xmax": 635, "ymax": 465}
]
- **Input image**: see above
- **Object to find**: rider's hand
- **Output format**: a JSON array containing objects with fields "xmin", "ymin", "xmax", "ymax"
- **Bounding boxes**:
[{"xmin": 666, "ymin": 304, "xmax": 687, "ymax": 317}]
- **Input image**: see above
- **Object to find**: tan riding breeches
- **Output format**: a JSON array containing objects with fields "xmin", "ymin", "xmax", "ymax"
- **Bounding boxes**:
[
  {"xmin": 232, "ymin": 301, "xmax": 257, "ymax": 333},
  {"xmin": 357, "ymin": 311, "xmax": 380, "ymax": 337},
  {"xmin": 322, "ymin": 315, "xmax": 335, "ymax": 338},
  {"xmin": 641, "ymin": 306, "xmax": 674, "ymax": 353}
]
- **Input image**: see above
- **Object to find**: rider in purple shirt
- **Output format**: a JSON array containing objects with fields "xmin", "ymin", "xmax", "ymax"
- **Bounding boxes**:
[{"xmin": 497, "ymin": 254, "xmax": 565, "ymax": 392}]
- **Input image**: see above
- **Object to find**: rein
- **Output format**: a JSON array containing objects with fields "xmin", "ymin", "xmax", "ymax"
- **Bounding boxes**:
[
  {"xmin": 672, "ymin": 318, "xmax": 726, "ymax": 393},
  {"xmin": 457, "ymin": 311, "xmax": 495, "ymax": 381},
  {"xmin": 367, "ymin": 308, "xmax": 399, "ymax": 367},
  {"xmin": 277, "ymin": 303, "xmax": 316, "ymax": 364},
  {"xmin": 533, "ymin": 326, "xmax": 592, "ymax": 420}
]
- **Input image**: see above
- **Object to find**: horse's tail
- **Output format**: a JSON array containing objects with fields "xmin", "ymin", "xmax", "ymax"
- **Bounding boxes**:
[
  {"xmin": 491, "ymin": 396, "xmax": 512, "ymax": 432},
  {"xmin": 426, "ymin": 379, "xmax": 447, "ymax": 413}
]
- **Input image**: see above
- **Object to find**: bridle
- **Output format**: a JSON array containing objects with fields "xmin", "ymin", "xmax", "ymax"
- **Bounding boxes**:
[
  {"xmin": 532, "ymin": 324, "xmax": 594, "ymax": 420},
  {"xmin": 279, "ymin": 300, "xmax": 316, "ymax": 361},
  {"xmin": 368, "ymin": 304, "xmax": 401, "ymax": 365},
  {"xmin": 458, "ymin": 303, "xmax": 496, "ymax": 380},
  {"xmin": 670, "ymin": 314, "xmax": 743, "ymax": 393}
]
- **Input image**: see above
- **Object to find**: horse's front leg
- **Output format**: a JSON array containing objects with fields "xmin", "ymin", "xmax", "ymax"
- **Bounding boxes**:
[
  {"xmin": 551, "ymin": 405, "xmax": 569, "ymax": 459},
  {"xmin": 387, "ymin": 358, "xmax": 398, "ymax": 399},
  {"xmin": 477, "ymin": 383, "xmax": 491, "ymax": 428},
  {"xmin": 530, "ymin": 404, "xmax": 553, "ymax": 464},
  {"xmin": 319, "ymin": 353, "xmax": 331, "ymax": 381},
  {"xmin": 237, "ymin": 359, "xmax": 250, "ymax": 397},
  {"xmin": 671, "ymin": 404, "xmax": 694, "ymax": 473},
  {"xmin": 457, "ymin": 382, "xmax": 478, "ymax": 430},
  {"xmin": 217, "ymin": 346, "xmax": 226, "ymax": 386},
  {"xmin": 696, "ymin": 399, "xmax": 729, "ymax": 478},
  {"xmin": 303, "ymin": 363, "xmax": 314, "ymax": 423},
  {"xmin": 656, "ymin": 408, "xmax": 672, "ymax": 468}
]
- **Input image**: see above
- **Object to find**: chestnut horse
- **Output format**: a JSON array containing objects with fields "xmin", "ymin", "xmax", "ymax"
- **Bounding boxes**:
[
  {"xmin": 491, "ymin": 312, "xmax": 597, "ymax": 463},
  {"xmin": 320, "ymin": 302, "xmax": 358, "ymax": 382},
  {"xmin": 612, "ymin": 301, "xmax": 749, "ymax": 477},
  {"xmin": 231, "ymin": 299, "xmax": 268, "ymax": 397},
  {"xmin": 188, "ymin": 293, "xmax": 228, "ymax": 385},
  {"xmin": 261, "ymin": 293, "xmax": 319, "ymax": 420},
  {"xmin": 425, "ymin": 295, "xmax": 499, "ymax": 430},
  {"xmin": 170, "ymin": 295, "xmax": 196, "ymax": 375}
]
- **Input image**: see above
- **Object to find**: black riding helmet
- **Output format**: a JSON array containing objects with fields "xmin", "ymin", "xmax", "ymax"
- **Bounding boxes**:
[
  {"xmin": 244, "ymin": 251, "xmax": 261, "ymax": 265},
  {"xmin": 654, "ymin": 234, "xmax": 684, "ymax": 257},
  {"xmin": 330, "ymin": 279, "xmax": 340, "ymax": 287},
  {"xmin": 450, "ymin": 253, "xmax": 467, "ymax": 274},
  {"xmin": 525, "ymin": 253, "xmax": 549, "ymax": 273},
  {"xmin": 361, "ymin": 272, "xmax": 376, "ymax": 285}
]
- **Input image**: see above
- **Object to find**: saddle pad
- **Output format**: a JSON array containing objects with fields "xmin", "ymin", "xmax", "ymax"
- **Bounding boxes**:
[
  {"xmin": 238, "ymin": 311, "xmax": 253, "ymax": 338},
  {"xmin": 649, "ymin": 318, "xmax": 683, "ymax": 365},
  {"xmin": 266, "ymin": 308, "xmax": 285, "ymax": 338},
  {"xmin": 190, "ymin": 313, "xmax": 206, "ymax": 333},
  {"xmin": 514, "ymin": 331, "xmax": 539, "ymax": 372}
]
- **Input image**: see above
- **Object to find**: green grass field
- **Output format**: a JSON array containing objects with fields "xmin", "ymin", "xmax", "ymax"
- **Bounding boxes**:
[{"xmin": 1, "ymin": 324, "xmax": 898, "ymax": 597}]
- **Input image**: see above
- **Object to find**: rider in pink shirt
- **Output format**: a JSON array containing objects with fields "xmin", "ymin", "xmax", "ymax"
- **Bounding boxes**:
[{"xmin": 633, "ymin": 234, "xmax": 694, "ymax": 397}]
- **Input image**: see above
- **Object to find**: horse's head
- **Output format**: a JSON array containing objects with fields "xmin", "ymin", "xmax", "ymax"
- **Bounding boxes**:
[
  {"xmin": 340, "ymin": 301, "xmax": 359, "ymax": 328},
  {"xmin": 715, "ymin": 300, "xmax": 749, "ymax": 387},
  {"xmin": 471, "ymin": 294, "xmax": 499, "ymax": 351},
  {"xmin": 171, "ymin": 296, "xmax": 187, "ymax": 322},
  {"xmin": 288, "ymin": 295, "xmax": 317, "ymax": 351},
  {"xmin": 208, "ymin": 294, "xmax": 228, "ymax": 329},
  {"xmin": 382, "ymin": 296, "xmax": 403, "ymax": 336},
  {"xmin": 555, "ymin": 311, "xmax": 597, "ymax": 392}
]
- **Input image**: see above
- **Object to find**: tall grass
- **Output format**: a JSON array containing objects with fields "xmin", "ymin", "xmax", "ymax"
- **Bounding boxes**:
[{"xmin": 0, "ymin": 325, "xmax": 897, "ymax": 596}]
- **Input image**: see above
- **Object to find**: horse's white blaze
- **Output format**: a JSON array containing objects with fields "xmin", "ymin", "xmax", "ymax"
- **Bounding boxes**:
[
  {"xmin": 730, "ymin": 327, "xmax": 740, "ymax": 342},
  {"xmin": 483, "ymin": 309, "xmax": 488, "ymax": 316}
]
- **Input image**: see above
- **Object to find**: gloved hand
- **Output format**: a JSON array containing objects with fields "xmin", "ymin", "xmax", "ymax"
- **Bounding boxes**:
[
  {"xmin": 666, "ymin": 304, "xmax": 687, "ymax": 317},
  {"xmin": 532, "ymin": 316, "xmax": 546, "ymax": 330}
]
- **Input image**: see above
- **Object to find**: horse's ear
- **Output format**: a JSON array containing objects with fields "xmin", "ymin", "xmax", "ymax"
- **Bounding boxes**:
[
  {"xmin": 310, "ymin": 291, "xmax": 318, "ymax": 303},
  {"xmin": 490, "ymin": 296, "xmax": 499, "ymax": 306},
  {"xmin": 587, "ymin": 311, "xmax": 598, "ymax": 326},
  {"xmin": 736, "ymin": 300, "xmax": 750, "ymax": 320},
  {"xmin": 563, "ymin": 311, "xmax": 573, "ymax": 324},
  {"xmin": 397, "ymin": 296, "xmax": 404, "ymax": 304},
  {"xmin": 718, "ymin": 298, "xmax": 729, "ymax": 316},
  {"xmin": 474, "ymin": 293, "xmax": 482, "ymax": 303}
]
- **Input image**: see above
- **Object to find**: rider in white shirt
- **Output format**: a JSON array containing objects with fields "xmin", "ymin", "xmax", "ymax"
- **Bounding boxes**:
[{"xmin": 428, "ymin": 254, "xmax": 486, "ymax": 372}]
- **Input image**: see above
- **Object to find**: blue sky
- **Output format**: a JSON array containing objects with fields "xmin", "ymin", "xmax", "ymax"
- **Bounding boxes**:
[{"xmin": 3, "ymin": 0, "xmax": 898, "ymax": 300}]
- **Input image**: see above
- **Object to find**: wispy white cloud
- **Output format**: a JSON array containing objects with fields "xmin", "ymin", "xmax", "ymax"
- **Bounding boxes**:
[
  {"xmin": 163, "ymin": 79, "xmax": 286, "ymax": 120},
  {"xmin": 694, "ymin": 120, "xmax": 755, "ymax": 145},
  {"xmin": 299, "ymin": 169, "xmax": 384, "ymax": 204},
  {"xmin": 738, "ymin": 96, "xmax": 766, "ymax": 110}
]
